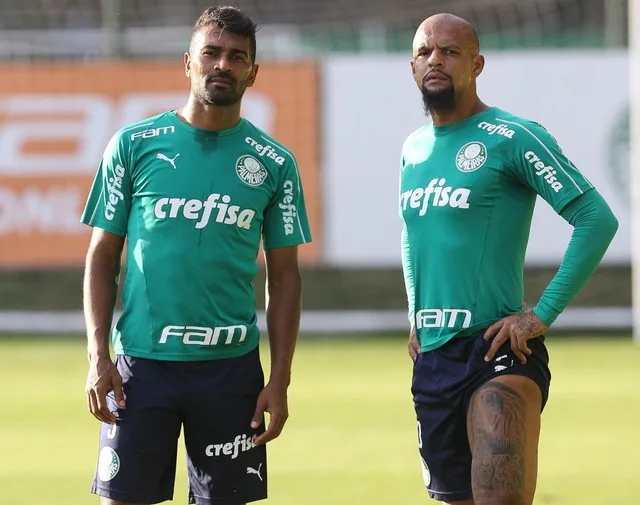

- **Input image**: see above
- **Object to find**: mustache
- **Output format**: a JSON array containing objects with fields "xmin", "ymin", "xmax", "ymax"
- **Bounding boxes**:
[
  {"xmin": 206, "ymin": 72, "xmax": 236, "ymax": 85},
  {"xmin": 423, "ymin": 69, "xmax": 452, "ymax": 83}
]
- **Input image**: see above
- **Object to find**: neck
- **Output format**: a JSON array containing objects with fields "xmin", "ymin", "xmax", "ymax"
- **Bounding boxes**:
[
  {"xmin": 430, "ymin": 94, "xmax": 488, "ymax": 127},
  {"xmin": 178, "ymin": 95, "xmax": 242, "ymax": 131}
]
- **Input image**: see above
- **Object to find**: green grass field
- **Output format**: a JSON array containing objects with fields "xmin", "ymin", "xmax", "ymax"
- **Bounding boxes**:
[{"xmin": 1, "ymin": 335, "xmax": 639, "ymax": 505}]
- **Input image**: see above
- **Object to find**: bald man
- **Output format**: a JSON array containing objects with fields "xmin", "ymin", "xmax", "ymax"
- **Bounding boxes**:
[{"xmin": 399, "ymin": 13, "xmax": 618, "ymax": 505}]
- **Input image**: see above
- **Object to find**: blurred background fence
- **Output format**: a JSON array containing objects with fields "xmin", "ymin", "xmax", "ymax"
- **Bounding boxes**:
[{"xmin": 0, "ymin": 0, "xmax": 633, "ymax": 334}]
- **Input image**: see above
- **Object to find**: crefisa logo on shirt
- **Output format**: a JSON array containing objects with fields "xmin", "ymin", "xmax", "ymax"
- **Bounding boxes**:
[
  {"xmin": 280, "ymin": 180, "xmax": 297, "ymax": 236},
  {"xmin": 477, "ymin": 121, "xmax": 515, "ymax": 139},
  {"xmin": 105, "ymin": 164, "xmax": 126, "ymax": 221},
  {"xmin": 236, "ymin": 155, "xmax": 268, "ymax": 187},
  {"xmin": 455, "ymin": 142, "xmax": 487, "ymax": 172}
]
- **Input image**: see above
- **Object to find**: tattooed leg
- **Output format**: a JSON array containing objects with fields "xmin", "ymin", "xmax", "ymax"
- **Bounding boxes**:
[{"xmin": 467, "ymin": 375, "xmax": 542, "ymax": 505}]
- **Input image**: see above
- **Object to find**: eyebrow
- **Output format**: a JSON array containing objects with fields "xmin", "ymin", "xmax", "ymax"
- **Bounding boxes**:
[
  {"xmin": 438, "ymin": 44, "xmax": 462, "ymax": 51},
  {"xmin": 416, "ymin": 43, "xmax": 462, "ymax": 52},
  {"xmin": 201, "ymin": 44, "xmax": 249, "ymax": 57}
]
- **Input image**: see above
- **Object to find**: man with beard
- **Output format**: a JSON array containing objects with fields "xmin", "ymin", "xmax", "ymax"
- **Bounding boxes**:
[
  {"xmin": 400, "ymin": 13, "xmax": 617, "ymax": 505},
  {"xmin": 81, "ymin": 6, "xmax": 311, "ymax": 505}
]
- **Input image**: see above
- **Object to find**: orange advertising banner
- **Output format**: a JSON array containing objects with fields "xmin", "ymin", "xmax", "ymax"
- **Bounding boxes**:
[{"xmin": 0, "ymin": 61, "xmax": 320, "ymax": 268}]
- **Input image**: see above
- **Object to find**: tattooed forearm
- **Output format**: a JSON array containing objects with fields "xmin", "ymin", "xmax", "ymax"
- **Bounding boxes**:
[{"xmin": 469, "ymin": 381, "xmax": 527, "ymax": 500}]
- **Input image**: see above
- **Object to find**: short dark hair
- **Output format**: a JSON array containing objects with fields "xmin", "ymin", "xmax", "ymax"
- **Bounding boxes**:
[{"xmin": 191, "ymin": 6, "xmax": 258, "ymax": 62}]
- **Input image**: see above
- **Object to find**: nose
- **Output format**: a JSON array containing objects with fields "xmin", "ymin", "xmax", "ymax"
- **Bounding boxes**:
[
  {"xmin": 214, "ymin": 54, "xmax": 233, "ymax": 72},
  {"xmin": 427, "ymin": 48, "xmax": 445, "ymax": 68}
]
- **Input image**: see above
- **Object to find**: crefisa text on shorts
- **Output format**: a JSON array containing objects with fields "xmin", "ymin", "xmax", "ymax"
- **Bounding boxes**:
[{"xmin": 205, "ymin": 433, "xmax": 257, "ymax": 459}]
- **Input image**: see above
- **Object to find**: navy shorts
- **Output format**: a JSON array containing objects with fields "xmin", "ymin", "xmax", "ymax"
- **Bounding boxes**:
[
  {"xmin": 91, "ymin": 348, "xmax": 267, "ymax": 505},
  {"xmin": 411, "ymin": 332, "xmax": 551, "ymax": 502}
]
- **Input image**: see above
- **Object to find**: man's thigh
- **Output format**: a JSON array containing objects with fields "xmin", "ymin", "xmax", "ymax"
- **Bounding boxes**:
[
  {"xmin": 465, "ymin": 332, "xmax": 550, "ymax": 505},
  {"xmin": 182, "ymin": 348, "xmax": 267, "ymax": 505},
  {"xmin": 467, "ymin": 374, "xmax": 542, "ymax": 505},
  {"xmin": 412, "ymin": 332, "xmax": 551, "ymax": 505},
  {"xmin": 91, "ymin": 355, "xmax": 183, "ymax": 504}
]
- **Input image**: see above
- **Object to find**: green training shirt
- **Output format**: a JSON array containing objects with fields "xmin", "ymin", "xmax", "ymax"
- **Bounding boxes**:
[
  {"xmin": 400, "ymin": 107, "xmax": 593, "ymax": 352},
  {"xmin": 82, "ymin": 111, "xmax": 311, "ymax": 361}
]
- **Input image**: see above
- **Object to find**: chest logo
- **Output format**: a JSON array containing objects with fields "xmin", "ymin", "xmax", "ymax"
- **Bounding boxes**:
[
  {"xmin": 236, "ymin": 155, "xmax": 268, "ymax": 187},
  {"xmin": 455, "ymin": 142, "xmax": 487, "ymax": 172}
]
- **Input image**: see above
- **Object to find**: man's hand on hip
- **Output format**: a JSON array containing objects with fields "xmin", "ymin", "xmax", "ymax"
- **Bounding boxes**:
[{"xmin": 483, "ymin": 309, "xmax": 548, "ymax": 365}]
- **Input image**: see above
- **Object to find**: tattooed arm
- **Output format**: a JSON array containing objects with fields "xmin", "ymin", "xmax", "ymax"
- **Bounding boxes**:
[{"xmin": 484, "ymin": 190, "xmax": 617, "ymax": 364}]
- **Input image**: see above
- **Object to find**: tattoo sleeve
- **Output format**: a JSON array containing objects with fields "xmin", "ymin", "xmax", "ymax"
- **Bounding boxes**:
[{"xmin": 469, "ymin": 381, "xmax": 527, "ymax": 502}]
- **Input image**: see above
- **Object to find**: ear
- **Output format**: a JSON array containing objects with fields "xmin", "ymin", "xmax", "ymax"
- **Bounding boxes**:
[
  {"xmin": 184, "ymin": 52, "xmax": 191, "ymax": 77},
  {"xmin": 246, "ymin": 63, "xmax": 260, "ymax": 88},
  {"xmin": 473, "ymin": 54, "xmax": 485, "ymax": 78},
  {"xmin": 410, "ymin": 59, "xmax": 416, "ymax": 77}
]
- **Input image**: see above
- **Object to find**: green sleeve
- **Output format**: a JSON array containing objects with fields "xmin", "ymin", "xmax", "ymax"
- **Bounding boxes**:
[
  {"xmin": 80, "ymin": 130, "xmax": 133, "ymax": 237},
  {"xmin": 262, "ymin": 153, "xmax": 312, "ymax": 249},
  {"xmin": 500, "ymin": 118, "xmax": 593, "ymax": 214},
  {"xmin": 399, "ymin": 149, "xmax": 415, "ymax": 322},
  {"xmin": 401, "ymin": 223, "xmax": 415, "ymax": 322},
  {"xmin": 533, "ymin": 189, "xmax": 619, "ymax": 326}
]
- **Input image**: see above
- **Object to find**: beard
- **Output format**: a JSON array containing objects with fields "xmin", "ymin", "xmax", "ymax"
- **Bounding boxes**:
[
  {"xmin": 196, "ymin": 73, "xmax": 245, "ymax": 106},
  {"xmin": 420, "ymin": 81, "xmax": 456, "ymax": 116}
]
